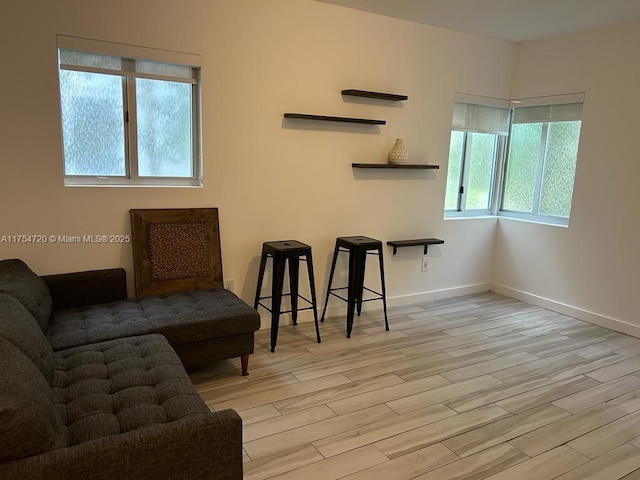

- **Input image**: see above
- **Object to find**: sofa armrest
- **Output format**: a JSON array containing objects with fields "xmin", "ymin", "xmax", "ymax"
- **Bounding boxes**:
[
  {"xmin": 42, "ymin": 268, "xmax": 127, "ymax": 310},
  {"xmin": 0, "ymin": 409, "xmax": 243, "ymax": 480}
]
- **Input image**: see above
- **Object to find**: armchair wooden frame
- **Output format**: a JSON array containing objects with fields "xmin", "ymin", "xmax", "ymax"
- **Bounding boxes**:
[{"xmin": 130, "ymin": 208, "xmax": 223, "ymax": 297}]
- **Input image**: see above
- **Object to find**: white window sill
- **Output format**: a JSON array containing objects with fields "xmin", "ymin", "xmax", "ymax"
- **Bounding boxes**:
[
  {"xmin": 497, "ymin": 214, "xmax": 569, "ymax": 228},
  {"xmin": 444, "ymin": 213, "xmax": 497, "ymax": 221},
  {"xmin": 64, "ymin": 177, "xmax": 203, "ymax": 188}
]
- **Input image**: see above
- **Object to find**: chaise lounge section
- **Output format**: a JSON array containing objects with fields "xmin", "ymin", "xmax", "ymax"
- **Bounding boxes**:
[{"xmin": 1, "ymin": 258, "xmax": 261, "ymax": 375}]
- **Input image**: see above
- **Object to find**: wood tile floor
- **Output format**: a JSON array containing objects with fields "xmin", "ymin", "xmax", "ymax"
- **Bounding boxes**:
[{"xmin": 189, "ymin": 292, "xmax": 640, "ymax": 480}]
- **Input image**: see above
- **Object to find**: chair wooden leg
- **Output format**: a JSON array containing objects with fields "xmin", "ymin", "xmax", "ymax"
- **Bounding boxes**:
[{"xmin": 241, "ymin": 354, "xmax": 249, "ymax": 376}]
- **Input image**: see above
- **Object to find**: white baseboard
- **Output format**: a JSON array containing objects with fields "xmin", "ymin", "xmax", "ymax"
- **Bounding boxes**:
[
  {"xmin": 256, "ymin": 282, "xmax": 491, "ymax": 330},
  {"xmin": 385, "ymin": 282, "xmax": 491, "ymax": 308},
  {"xmin": 491, "ymin": 283, "xmax": 640, "ymax": 339}
]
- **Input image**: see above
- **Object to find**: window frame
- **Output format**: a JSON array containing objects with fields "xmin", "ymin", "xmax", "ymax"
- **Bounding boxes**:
[
  {"xmin": 444, "ymin": 94, "xmax": 511, "ymax": 219},
  {"xmin": 445, "ymin": 131, "xmax": 506, "ymax": 217},
  {"xmin": 56, "ymin": 35, "xmax": 203, "ymax": 187},
  {"xmin": 444, "ymin": 92, "xmax": 584, "ymax": 226},
  {"xmin": 498, "ymin": 96, "xmax": 584, "ymax": 226}
]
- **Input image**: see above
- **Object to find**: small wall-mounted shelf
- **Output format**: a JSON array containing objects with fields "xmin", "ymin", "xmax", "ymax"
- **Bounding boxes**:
[
  {"xmin": 387, "ymin": 238, "xmax": 445, "ymax": 255},
  {"xmin": 342, "ymin": 89, "xmax": 408, "ymax": 102},
  {"xmin": 283, "ymin": 113, "xmax": 385, "ymax": 125},
  {"xmin": 352, "ymin": 163, "xmax": 439, "ymax": 170}
]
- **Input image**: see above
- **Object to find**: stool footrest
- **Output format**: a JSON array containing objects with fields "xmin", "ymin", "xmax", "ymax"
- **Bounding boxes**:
[
  {"xmin": 258, "ymin": 304, "xmax": 316, "ymax": 315},
  {"xmin": 328, "ymin": 286, "xmax": 384, "ymax": 304},
  {"xmin": 328, "ymin": 291, "xmax": 349, "ymax": 303},
  {"xmin": 257, "ymin": 293, "xmax": 315, "ymax": 313}
]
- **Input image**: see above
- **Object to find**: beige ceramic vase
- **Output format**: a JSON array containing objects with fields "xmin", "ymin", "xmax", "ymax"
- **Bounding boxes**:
[{"xmin": 387, "ymin": 138, "xmax": 408, "ymax": 165}]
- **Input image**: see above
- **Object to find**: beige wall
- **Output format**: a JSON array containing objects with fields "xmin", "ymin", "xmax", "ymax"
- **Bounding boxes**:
[
  {"xmin": 492, "ymin": 21, "xmax": 640, "ymax": 332},
  {"xmin": 0, "ymin": 0, "xmax": 514, "ymax": 317}
]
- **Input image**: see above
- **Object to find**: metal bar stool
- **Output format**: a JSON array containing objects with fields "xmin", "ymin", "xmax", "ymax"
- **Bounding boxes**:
[
  {"xmin": 254, "ymin": 240, "xmax": 321, "ymax": 352},
  {"xmin": 320, "ymin": 236, "xmax": 389, "ymax": 338}
]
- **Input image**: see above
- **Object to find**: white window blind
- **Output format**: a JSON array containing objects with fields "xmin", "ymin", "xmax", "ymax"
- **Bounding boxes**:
[
  {"xmin": 57, "ymin": 35, "xmax": 201, "ymax": 66},
  {"xmin": 452, "ymin": 103, "xmax": 511, "ymax": 135},
  {"xmin": 512, "ymin": 103, "xmax": 584, "ymax": 124}
]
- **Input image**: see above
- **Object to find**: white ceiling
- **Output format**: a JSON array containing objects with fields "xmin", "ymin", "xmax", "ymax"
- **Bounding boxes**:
[{"xmin": 314, "ymin": 0, "xmax": 640, "ymax": 42}]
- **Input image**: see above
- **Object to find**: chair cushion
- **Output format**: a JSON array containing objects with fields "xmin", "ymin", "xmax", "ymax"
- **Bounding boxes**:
[
  {"xmin": 51, "ymin": 334, "xmax": 210, "ymax": 447},
  {"xmin": 0, "ymin": 259, "xmax": 52, "ymax": 332},
  {"xmin": 47, "ymin": 289, "xmax": 260, "ymax": 351},
  {"xmin": 0, "ymin": 293, "xmax": 55, "ymax": 384},
  {"xmin": 0, "ymin": 337, "xmax": 65, "ymax": 462}
]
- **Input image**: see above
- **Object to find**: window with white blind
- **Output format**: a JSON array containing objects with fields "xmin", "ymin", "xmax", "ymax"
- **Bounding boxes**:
[
  {"xmin": 444, "ymin": 93, "xmax": 584, "ymax": 225},
  {"xmin": 445, "ymin": 95, "xmax": 511, "ymax": 216},
  {"xmin": 56, "ymin": 36, "xmax": 202, "ymax": 186},
  {"xmin": 501, "ymin": 98, "xmax": 583, "ymax": 224}
]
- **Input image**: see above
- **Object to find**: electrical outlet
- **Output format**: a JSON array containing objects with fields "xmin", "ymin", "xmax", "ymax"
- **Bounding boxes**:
[
  {"xmin": 224, "ymin": 280, "xmax": 234, "ymax": 291},
  {"xmin": 421, "ymin": 256, "xmax": 430, "ymax": 272}
]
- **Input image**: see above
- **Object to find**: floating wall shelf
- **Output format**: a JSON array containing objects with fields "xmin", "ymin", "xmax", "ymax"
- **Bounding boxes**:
[
  {"xmin": 387, "ymin": 238, "xmax": 445, "ymax": 255},
  {"xmin": 352, "ymin": 163, "xmax": 439, "ymax": 170},
  {"xmin": 342, "ymin": 89, "xmax": 408, "ymax": 101},
  {"xmin": 283, "ymin": 113, "xmax": 385, "ymax": 125}
]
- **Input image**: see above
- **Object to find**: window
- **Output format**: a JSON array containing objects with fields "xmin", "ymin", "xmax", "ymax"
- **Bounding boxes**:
[
  {"xmin": 502, "ymin": 102, "xmax": 583, "ymax": 222},
  {"xmin": 56, "ymin": 36, "xmax": 202, "ymax": 186},
  {"xmin": 445, "ymin": 97, "xmax": 510, "ymax": 216},
  {"xmin": 444, "ymin": 93, "xmax": 584, "ymax": 225}
]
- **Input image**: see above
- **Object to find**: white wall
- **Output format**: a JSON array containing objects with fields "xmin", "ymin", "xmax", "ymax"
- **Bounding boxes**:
[
  {"xmin": 0, "ymin": 0, "xmax": 514, "ymax": 318},
  {"xmin": 492, "ymin": 21, "xmax": 640, "ymax": 333}
]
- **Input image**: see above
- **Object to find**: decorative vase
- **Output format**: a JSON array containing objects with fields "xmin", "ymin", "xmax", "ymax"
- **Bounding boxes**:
[{"xmin": 387, "ymin": 138, "xmax": 408, "ymax": 165}]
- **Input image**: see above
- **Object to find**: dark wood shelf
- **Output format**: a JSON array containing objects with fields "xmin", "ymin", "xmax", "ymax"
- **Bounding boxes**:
[
  {"xmin": 284, "ymin": 113, "xmax": 385, "ymax": 125},
  {"xmin": 387, "ymin": 238, "xmax": 444, "ymax": 255},
  {"xmin": 352, "ymin": 163, "xmax": 439, "ymax": 170},
  {"xmin": 342, "ymin": 89, "xmax": 408, "ymax": 101}
]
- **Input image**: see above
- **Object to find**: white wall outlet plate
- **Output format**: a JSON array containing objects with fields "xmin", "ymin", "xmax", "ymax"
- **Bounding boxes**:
[{"xmin": 421, "ymin": 256, "xmax": 430, "ymax": 272}]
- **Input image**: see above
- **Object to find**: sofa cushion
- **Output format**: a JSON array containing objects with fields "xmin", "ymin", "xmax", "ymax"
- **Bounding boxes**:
[
  {"xmin": 0, "ymin": 259, "xmax": 52, "ymax": 332},
  {"xmin": 0, "ymin": 293, "xmax": 55, "ymax": 384},
  {"xmin": 48, "ymin": 302, "xmax": 155, "ymax": 351},
  {"xmin": 0, "ymin": 337, "xmax": 66, "ymax": 462},
  {"xmin": 51, "ymin": 334, "xmax": 210, "ymax": 447},
  {"xmin": 47, "ymin": 289, "xmax": 260, "ymax": 351}
]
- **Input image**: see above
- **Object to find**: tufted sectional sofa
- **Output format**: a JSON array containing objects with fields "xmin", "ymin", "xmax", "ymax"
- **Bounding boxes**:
[{"xmin": 0, "ymin": 258, "xmax": 258, "ymax": 479}]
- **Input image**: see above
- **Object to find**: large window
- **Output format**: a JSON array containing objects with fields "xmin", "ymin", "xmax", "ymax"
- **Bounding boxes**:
[
  {"xmin": 444, "ymin": 93, "xmax": 584, "ymax": 225},
  {"xmin": 445, "ymin": 99, "xmax": 510, "ymax": 216},
  {"xmin": 57, "ymin": 36, "xmax": 202, "ymax": 186},
  {"xmin": 502, "ymin": 103, "xmax": 583, "ymax": 221}
]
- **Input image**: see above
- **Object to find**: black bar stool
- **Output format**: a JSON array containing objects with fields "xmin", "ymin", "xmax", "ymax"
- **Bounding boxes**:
[
  {"xmin": 254, "ymin": 240, "xmax": 321, "ymax": 352},
  {"xmin": 320, "ymin": 236, "xmax": 389, "ymax": 338}
]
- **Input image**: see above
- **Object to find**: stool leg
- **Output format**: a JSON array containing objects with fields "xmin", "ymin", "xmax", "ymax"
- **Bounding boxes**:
[
  {"xmin": 270, "ymin": 253, "xmax": 286, "ymax": 352},
  {"xmin": 289, "ymin": 257, "xmax": 300, "ymax": 326},
  {"xmin": 347, "ymin": 248, "xmax": 365, "ymax": 338},
  {"xmin": 254, "ymin": 252, "xmax": 268, "ymax": 309},
  {"xmin": 355, "ymin": 250, "xmax": 367, "ymax": 317},
  {"xmin": 320, "ymin": 240, "xmax": 340, "ymax": 322},
  {"xmin": 305, "ymin": 251, "xmax": 322, "ymax": 344},
  {"xmin": 377, "ymin": 246, "xmax": 390, "ymax": 331}
]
